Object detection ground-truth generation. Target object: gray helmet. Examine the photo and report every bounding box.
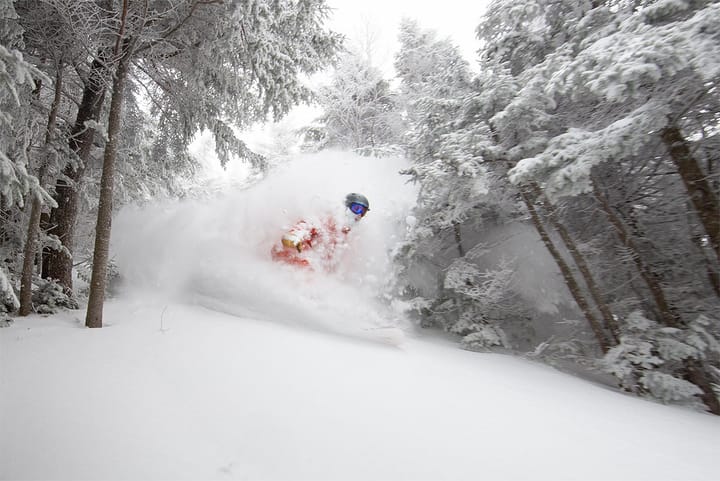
[345,192,369,209]
[345,192,370,216]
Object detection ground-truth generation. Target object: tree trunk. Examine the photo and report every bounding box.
[85,42,133,329]
[19,66,64,316]
[529,183,620,344]
[452,221,465,257]
[19,196,44,316]
[662,125,720,264]
[39,210,50,278]
[44,54,108,292]
[520,187,612,353]
[683,359,720,416]
[708,265,720,298]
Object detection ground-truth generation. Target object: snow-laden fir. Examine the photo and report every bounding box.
[1,152,719,480]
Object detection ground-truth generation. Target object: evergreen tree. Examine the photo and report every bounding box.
[390,1,720,414]
[393,20,530,350]
[478,0,720,413]
[0,0,45,207]
[0,0,51,314]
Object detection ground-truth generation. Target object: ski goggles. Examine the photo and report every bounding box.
[349,202,368,216]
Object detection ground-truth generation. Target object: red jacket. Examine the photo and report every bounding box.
[271,217,351,269]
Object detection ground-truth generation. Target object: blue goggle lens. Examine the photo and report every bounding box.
[349,202,367,216]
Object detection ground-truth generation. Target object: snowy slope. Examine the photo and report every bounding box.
[3,301,720,480]
[2,152,720,480]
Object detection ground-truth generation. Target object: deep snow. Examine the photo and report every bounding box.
[2,152,720,480]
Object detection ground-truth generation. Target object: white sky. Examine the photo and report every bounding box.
[326,0,491,75]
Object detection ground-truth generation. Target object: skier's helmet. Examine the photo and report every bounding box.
[345,192,370,217]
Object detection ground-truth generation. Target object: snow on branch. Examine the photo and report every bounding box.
[550,3,720,102]
[508,101,671,201]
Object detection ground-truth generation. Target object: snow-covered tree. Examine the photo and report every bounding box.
[394,19,473,162]
[388,1,720,414]
[0,0,43,208]
[314,51,402,154]
[0,0,57,315]
[508,1,720,260]
[392,21,532,350]
[604,311,720,411]
[455,1,621,353]
[11,0,117,293]
[0,265,19,324]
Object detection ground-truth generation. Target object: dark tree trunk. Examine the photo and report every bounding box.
[662,125,720,263]
[684,359,720,416]
[20,66,64,315]
[19,194,45,315]
[19,198,43,315]
[44,54,108,292]
[487,119,615,351]
[708,265,720,298]
[85,40,133,328]
[520,187,612,353]
[452,221,465,257]
[39,211,50,278]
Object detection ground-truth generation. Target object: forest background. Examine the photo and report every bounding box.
[1,0,720,416]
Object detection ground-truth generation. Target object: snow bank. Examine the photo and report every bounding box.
[2,302,719,480]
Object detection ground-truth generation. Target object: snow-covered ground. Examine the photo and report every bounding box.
[2,152,720,480]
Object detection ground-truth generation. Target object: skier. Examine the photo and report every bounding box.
[270,193,370,270]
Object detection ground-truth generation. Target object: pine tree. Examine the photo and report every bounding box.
[0,0,52,313]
